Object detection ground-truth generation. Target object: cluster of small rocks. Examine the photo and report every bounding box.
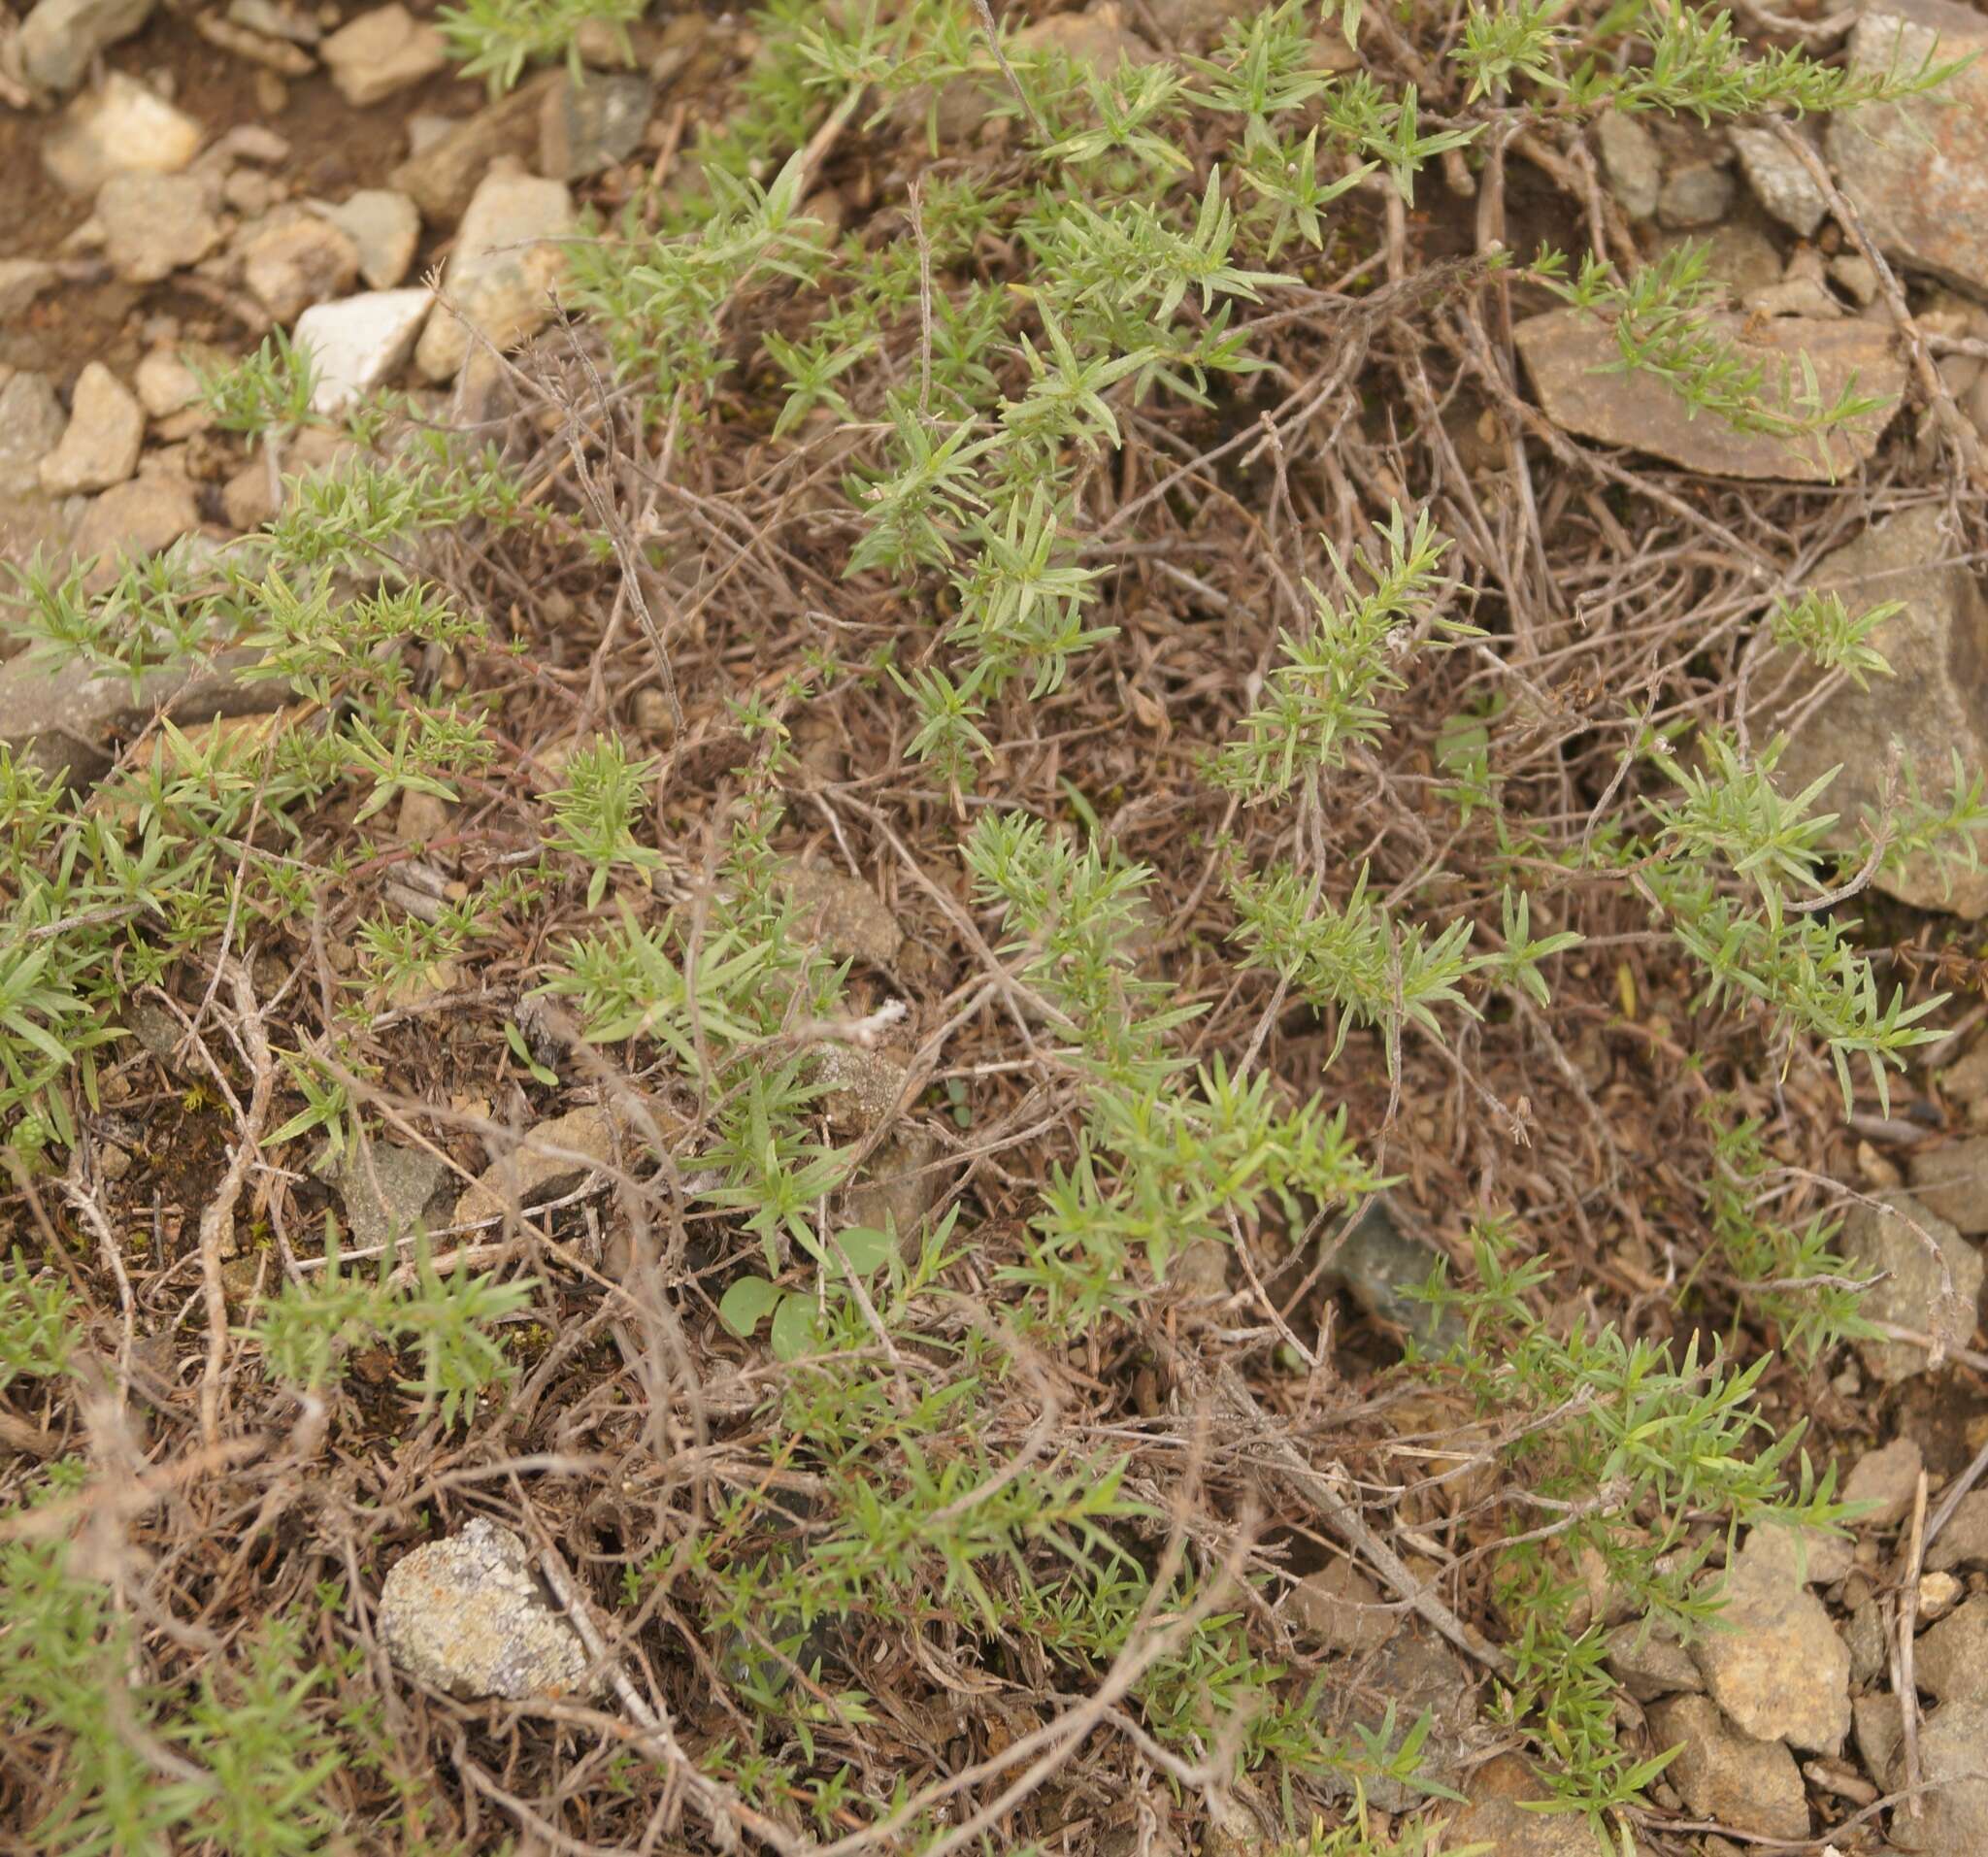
[1519,0,1988,928]
[0,0,743,598]
[1522,0,1988,481]
[1596,1435,1988,1853]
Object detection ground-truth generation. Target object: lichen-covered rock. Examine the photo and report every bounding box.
[1839,1187,1984,1381]
[784,862,904,968]
[454,1104,624,1228]
[1287,1559,1398,1656]
[813,1045,909,1137]
[378,1517,600,1701]
[337,1141,450,1248]
[1761,508,1988,917]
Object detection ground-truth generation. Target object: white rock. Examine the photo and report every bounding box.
[311,188,422,289]
[42,73,202,197]
[294,289,433,414]
[39,364,144,497]
[414,166,572,382]
[320,4,447,107]
[19,0,155,94]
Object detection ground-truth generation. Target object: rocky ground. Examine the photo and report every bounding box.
[9,0,1988,1852]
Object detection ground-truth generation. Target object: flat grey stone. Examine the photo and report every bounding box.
[1515,307,1904,480]
[1927,1489,1988,1572]
[1908,1136,1988,1233]
[1730,126,1829,237]
[1605,1616,1704,1702]
[1890,1699,1988,1851]
[1915,1594,1988,1703]
[539,70,652,181]
[0,645,281,794]
[1656,162,1734,229]
[19,0,154,94]
[0,374,67,500]
[337,1141,450,1248]
[1829,0,1988,296]
[1760,508,1988,917]
[312,188,421,289]
[388,76,557,224]
[1597,110,1660,220]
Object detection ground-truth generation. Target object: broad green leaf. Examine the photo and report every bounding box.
[836,1224,898,1278]
[769,1292,817,1362]
[717,1275,782,1338]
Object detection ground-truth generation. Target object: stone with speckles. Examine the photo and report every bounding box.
[378,1517,602,1701]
